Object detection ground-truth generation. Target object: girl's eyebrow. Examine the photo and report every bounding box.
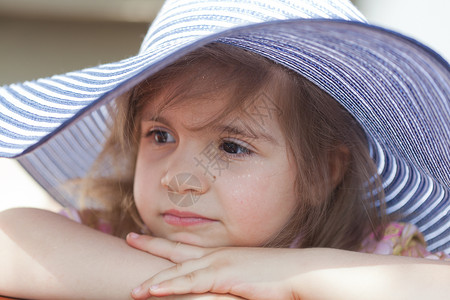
[141,115,173,127]
[213,124,278,145]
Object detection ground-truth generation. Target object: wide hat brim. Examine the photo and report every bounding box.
[1,16,448,253]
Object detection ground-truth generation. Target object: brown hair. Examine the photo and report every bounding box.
[79,43,387,250]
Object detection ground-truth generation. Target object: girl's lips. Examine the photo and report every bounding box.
[162,209,216,226]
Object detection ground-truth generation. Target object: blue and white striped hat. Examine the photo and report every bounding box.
[0,0,449,253]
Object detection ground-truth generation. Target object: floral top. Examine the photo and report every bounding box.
[360,222,448,260]
[60,207,448,260]
[59,207,113,235]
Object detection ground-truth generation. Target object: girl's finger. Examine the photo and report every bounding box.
[148,293,246,300]
[126,233,208,263]
[147,254,213,286]
[132,258,215,299]
[133,267,223,299]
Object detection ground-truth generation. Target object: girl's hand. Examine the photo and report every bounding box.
[153,294,246,300]
[126,233,450,300]
[126,233,301,300]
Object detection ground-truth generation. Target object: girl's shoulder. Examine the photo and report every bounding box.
[59,206,113,235]
[360,221,448,260]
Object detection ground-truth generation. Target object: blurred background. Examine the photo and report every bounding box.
[0,0,449,212]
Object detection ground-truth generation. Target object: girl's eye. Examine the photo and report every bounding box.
[147,129,175,144]
[219,140,252,156]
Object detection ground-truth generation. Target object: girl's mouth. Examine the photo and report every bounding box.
[162,209,216,226]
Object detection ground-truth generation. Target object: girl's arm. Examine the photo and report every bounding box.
[128,234,450,300]
[0,207,175,299]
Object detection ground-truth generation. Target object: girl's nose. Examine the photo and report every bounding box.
[160,151,211,196]
[161,168,210,207]
[161,172,206,194]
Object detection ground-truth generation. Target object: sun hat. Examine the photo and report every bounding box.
[0,0,448,253]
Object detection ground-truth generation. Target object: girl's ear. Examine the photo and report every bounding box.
[328,144,351,189]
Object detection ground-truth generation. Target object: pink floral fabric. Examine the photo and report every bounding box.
[59,207,113,235]
[360,222,449,260]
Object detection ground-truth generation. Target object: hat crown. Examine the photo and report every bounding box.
[139,0,366,54]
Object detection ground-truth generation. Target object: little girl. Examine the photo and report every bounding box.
[82,42,384,250]
[0,0,448,299]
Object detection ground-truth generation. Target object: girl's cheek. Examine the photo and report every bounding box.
[225,173,266,210]
[133,167,159,210]
[224,161,269,200]
[224,176,281,246]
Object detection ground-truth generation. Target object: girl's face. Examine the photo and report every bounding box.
[133,87,298,247]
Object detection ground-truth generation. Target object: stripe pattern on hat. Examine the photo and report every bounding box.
[1,0,366,158]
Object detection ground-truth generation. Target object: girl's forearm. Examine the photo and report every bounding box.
[0,207,174,299]
[291,248,450,300]
[2,209,449,300]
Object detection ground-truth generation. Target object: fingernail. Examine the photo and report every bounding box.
[132,285,142,295]
[128,232,140,239]
[150,284,159,291]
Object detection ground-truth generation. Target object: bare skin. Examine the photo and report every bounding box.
[128,234,450,300]
[1,207,449,299]
[0,207,241,300]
